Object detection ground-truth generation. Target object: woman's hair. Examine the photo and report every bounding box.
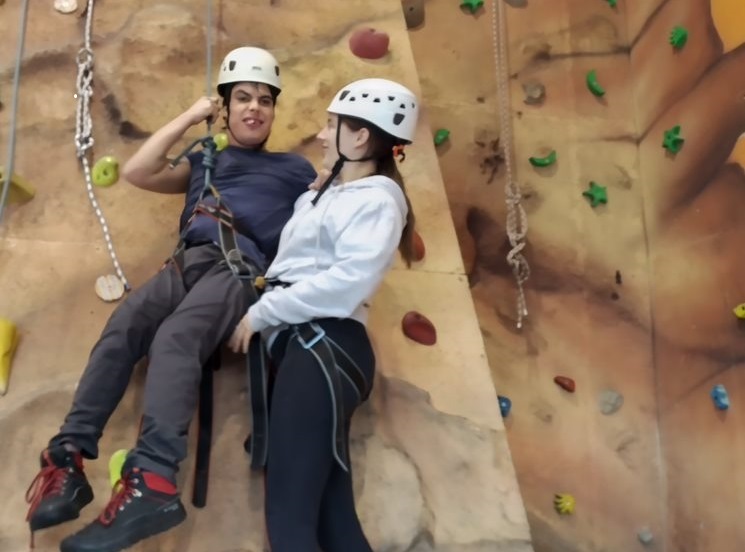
[340,116,417,267]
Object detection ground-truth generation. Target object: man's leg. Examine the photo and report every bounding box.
[59,261,248,552]
[26,262,188,535]
[49,263,188,458]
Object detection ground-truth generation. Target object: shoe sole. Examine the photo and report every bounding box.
[30,485,95,532]
[59,500,187,552]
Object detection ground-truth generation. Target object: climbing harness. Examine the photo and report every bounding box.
[0,0,30,226]
[76,0,131,290]
[245,313,370,473]
[491,0,530,329]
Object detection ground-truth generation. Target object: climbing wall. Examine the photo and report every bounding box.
[408,0,745,551]
[0,1,532,551]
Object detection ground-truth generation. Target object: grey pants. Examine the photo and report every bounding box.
[49,244,248,482]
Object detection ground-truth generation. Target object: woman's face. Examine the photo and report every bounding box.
[226,82,275,147]
[316,114,340,171]
[316,114,369,170]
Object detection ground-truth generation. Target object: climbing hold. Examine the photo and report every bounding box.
[91,156,119,187]
[554,376,576,393]
[711,384,730,411]
[669,26,688,50]
[529,150,557,168]
[498,395,512,417]
[108,449,128,488]
[460,0,484,14]
[402,311,436,346]
[585,69,605,97]
[434,129,450,147]
[54,0,78,14]
[401,0,425,29]
[638,528,654,545]
[349,28,390,60]
[213,132,229,152]
[662,125,684,154]
[95,274,125,303]
[522,81,546,105]
[412,230,426,262]
[0,318,19,396]
[599,389,624,415]
[733,303,745,319]
[0,166,35,205]
[605,0,617,7]
[582,181,607,207]
[553,493,575,515]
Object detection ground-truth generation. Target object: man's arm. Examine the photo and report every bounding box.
[122,97,220,194]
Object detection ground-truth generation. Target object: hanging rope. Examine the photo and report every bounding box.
[76,0,131,291]
[491,0,530,329]
[205,0,214,134]
[0,0,31,226]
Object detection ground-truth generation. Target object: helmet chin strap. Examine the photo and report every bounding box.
[311,119,374,206]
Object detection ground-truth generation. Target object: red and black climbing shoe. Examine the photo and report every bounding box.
[26,446,94,533]
[60,467,186,552]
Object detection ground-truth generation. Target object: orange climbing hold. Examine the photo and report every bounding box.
[402,311,437,346]
[412,231,426,262]
[554,376,576,393]
[349,28,390,60]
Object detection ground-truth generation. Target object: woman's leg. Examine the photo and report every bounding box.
[265,319,374,552]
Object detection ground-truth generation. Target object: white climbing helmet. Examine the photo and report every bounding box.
[327,78,419,144]
[217,47,282,98]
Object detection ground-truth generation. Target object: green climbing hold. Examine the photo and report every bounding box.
[662,125,684,154]
[460,0,483,14]
[529,150,557,168]
[606,0,617,7]
[583,181,607,207]
[434,129,450,146]
[669,26,688,50]
[108,448,128,488]
[92,155,119,187]
[585,69,605,97]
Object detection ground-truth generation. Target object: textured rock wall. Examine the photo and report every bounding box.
[0,1,531,551]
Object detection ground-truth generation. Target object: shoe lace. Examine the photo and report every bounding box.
[25,460,68,522]
[99,472,142,526]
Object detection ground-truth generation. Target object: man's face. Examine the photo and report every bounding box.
[226,82,275,147]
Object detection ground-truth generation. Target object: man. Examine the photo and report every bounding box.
[23,46,316,552]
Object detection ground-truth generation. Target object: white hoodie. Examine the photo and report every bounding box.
[247,174,407,335]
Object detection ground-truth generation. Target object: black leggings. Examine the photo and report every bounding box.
[265,318,375,552]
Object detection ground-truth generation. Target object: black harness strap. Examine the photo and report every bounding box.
[246,318,370,473]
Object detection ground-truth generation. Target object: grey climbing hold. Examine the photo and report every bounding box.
[637,527,654,545]
[522,81,545,105]
[599,390,623,415]
[401,0,424,29]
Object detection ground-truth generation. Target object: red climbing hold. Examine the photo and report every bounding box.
[402,311,437,346]
[413,231,426,262]
[349,28,390,60]
[554,376,576,393]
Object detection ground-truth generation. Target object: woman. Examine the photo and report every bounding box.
[228,77,420,551]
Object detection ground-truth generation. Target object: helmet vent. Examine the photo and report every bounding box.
[373,98,381,103]
[228,60,236,71]
[339,90,351,101]
[362,93,369,98]
[393,113,405,125]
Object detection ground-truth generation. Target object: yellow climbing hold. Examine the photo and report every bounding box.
[554,493,576,515]
[0,318,19,396]
[0,166,35,204]
[733,304,745,319]
[109,448,129,487]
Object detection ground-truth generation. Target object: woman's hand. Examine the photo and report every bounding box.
[228,313,254,354]
[308,169,332,190]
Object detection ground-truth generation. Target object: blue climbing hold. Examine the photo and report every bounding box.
[711,384,730,411]
[498,395,512,417]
